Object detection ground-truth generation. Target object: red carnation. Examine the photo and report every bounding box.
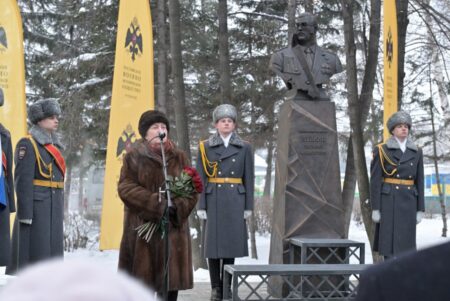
[192,175,203,193]
[183,166,196,177]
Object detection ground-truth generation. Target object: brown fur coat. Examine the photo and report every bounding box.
[117,140,197,293]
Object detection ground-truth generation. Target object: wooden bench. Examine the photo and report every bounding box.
[223,264,369,301]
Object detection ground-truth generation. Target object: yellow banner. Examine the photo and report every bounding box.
[0,0,27,147]
[383,0,398,140]
[0,0,27,231]
[99,0,154,250]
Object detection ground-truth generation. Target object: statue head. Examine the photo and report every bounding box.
[292,13,318,47]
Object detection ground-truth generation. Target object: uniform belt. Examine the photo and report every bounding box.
[33,179,64,189]
[208,177,242,184]
[383,178,414,186]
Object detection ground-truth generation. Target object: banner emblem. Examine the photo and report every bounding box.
[116,124,136,158]
[125,18,143,61]
[386,28,393,68]
[0,27,7,49]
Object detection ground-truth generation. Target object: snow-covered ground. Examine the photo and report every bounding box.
[2,216,450,285]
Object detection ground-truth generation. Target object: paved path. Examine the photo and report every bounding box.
[179,282,212,301]
[179,282,263,301]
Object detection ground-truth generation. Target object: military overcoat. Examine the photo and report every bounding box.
[0,124,15,266]
[118,140,197,293]
[197,132,254,259]
[7,126,65,274]
[370,136,424,257]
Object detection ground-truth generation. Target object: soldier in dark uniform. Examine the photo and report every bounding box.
[0,88,16,268]
[370,111,424,259]
[7,99,65,274]
[270,12,342,101]
[196,104,254,301]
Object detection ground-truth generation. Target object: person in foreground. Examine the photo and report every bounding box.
[370,111,424,259]
[0,260,157,301]
[7,99,65,274]
[355,241,450,301]
[0,88,16,268]
[117,110,199,301]
[0,88,16,266]
[196,104,254,301]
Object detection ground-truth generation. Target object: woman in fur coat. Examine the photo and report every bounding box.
[117,110,198,301]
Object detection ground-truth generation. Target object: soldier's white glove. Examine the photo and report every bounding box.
[197,210,207,220]
[19,219,32,225]
[372,210,381,223]
[244,210,252,219]
[417,211,423,224]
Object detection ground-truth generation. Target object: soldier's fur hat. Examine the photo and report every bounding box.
[387,111,412,133]
[28,99,61,125]
[213,104,237,123]
[138,110,170,138]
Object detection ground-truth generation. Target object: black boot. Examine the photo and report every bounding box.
[211,287,222,301]
[223,287,232,300]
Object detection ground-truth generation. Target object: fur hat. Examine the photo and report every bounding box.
[212,104,237,123]
[138,110,170,138]
[387,111,412,133]
[28,99,61,125]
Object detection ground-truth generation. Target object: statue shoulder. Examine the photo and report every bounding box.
[318,47,339,58]
[273,46,293,56]
[318,46,343,72]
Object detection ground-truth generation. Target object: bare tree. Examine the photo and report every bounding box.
[341,0,382,261]
[422,0,448,236]
[168,0,206,269]
[288,0,296,44]
[303,0,314,13]
[342,0,381,239]
[168,0,190,155]
[427,65,448,237]
[263,104,275,198]
[396,0,409,108]
[218,0,232,104]
[156,0,168,112]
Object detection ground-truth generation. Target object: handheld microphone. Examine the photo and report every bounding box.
[158,131,166,139]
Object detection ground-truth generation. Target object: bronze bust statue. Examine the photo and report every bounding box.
[270,13,342,101]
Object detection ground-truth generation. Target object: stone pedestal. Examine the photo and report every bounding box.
[268,100,345,295]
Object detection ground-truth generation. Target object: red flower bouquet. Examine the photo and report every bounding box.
[169,166,203,197]
[136,167,203,243]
